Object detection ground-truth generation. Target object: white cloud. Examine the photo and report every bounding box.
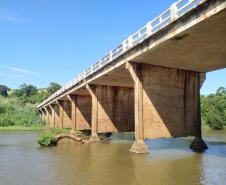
[0,9,27,23]
[9,67,42,76]
[0,14,26,23]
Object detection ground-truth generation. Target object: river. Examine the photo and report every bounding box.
[0,130,226,185]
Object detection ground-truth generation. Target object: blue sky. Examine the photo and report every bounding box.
[0,0,225,95]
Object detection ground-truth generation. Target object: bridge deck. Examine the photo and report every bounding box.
[37,0,226,109]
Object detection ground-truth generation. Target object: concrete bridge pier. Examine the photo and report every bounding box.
[85,83,135,142]
[126,62,207,154]
[43,105,54,128]
[126,62,149,154]
[46,95,91,132]
[39,109,45,122]
[56,100,64,128]
[67,94,77,134]
[189,74,208,152]
[86,84,101,142]
[43,106,50,128]
[49,104,55,128]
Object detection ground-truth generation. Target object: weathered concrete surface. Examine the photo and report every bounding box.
[87,84,134,133]
[43,109,48,127]
[37,0,226,153]
[61,100,72,128]
[133,0,226,72]
[48,105,55,128]
[128,63,200,139]
[67,95,76,133]
[37,0,226,108]
[190,137,208,152]
[75,95,92,130]
[53,104,61,128]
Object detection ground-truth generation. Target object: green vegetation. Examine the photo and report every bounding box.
[47,82,62,94]
[0,82,225,131]
[201,87,226,130]
[0,96,44,127]
[0,85,10,97]
[0,82,61,131]
[12,83,61,104]
[37,128,81,146]
[0,125,44,131]
[37,130,56,146]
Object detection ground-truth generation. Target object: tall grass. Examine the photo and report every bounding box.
[0,96,44,127]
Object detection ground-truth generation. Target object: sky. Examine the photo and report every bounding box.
[0,0,225,95]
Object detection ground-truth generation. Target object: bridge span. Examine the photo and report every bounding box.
[37,0,226,153]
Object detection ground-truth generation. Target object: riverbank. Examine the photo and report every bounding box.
[0,125,45,131]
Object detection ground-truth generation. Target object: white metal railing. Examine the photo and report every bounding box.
[37,0,206,109]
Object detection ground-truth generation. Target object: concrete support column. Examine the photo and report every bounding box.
[190,73,208,152]
[57,100,64,128]
[40,109,45,121]
[44,106,50,128]
[67,95,77,134]
[126,62,148,154]
[49,104,55,127]
[86,84,100,142]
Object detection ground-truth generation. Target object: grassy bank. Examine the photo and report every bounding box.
[0,96,44,130]
[0,125,45,131]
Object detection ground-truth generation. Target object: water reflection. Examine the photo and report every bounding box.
[0,130,226,185]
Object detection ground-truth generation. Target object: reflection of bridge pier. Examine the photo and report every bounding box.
[38,0,226,153]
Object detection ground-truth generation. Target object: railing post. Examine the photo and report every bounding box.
[171,2,178,21]
[109,51,113,62]
[127,36,134,49]
[146,22,153,36]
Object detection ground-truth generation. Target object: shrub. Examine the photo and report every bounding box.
[201,87,226,130]
[37,128,68,147]
[0,116,14,127]
[37,132,56,146]
[0,96,44,127]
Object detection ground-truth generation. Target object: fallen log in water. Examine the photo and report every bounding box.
[54,133,112,144]
[54,133,83,144]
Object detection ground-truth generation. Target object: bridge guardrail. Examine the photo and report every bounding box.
[38,0,206,109]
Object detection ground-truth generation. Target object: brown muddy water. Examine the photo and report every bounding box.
[0,130,226,185]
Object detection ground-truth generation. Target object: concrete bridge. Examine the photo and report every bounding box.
[37,0,226,153]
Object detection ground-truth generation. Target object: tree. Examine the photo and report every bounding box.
[47,82,61,94]
[201,87,226,130]
[12,84,38,104]
[14,84,38,97]
[216,87,226,96]
[0,85,10,97]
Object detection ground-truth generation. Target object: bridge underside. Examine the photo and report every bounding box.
[39,0,226,153]
[133,2,226,72]
[41,62,206,153]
